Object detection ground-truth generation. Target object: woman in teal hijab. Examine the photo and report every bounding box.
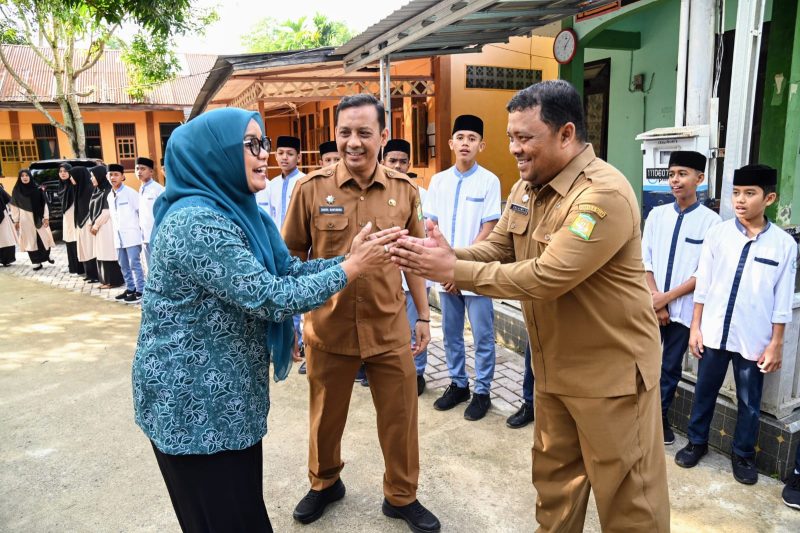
[132,107,402,531]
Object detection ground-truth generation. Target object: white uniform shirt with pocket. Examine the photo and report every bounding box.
[109,184,143,249]
[139,179,165,243]
[423,163,501,295]
[641,201,721,326]
[693,218,797,360]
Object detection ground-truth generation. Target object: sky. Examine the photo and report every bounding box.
[174,0,410,54]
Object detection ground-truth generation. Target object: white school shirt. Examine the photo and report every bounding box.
[641,201,721,326]
[138,179,164,244]
[693,218,797,361]
[423,163,501,295]
[255,188,270,216]
[402,185,433,292]
[109,184,143,249]
[267,168,305,229]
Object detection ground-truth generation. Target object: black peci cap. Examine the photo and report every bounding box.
[733,164,777,188]
[276,136,301,152]
[452,114,483,137]
[668,151,706,173]
[384,139,411,156]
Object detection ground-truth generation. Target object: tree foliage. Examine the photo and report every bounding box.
[0,0,216,157]
[245,13,354,53]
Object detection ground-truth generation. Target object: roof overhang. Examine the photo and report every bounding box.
[335,0,602,73]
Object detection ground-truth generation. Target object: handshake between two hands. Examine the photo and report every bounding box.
[349,219,457,286]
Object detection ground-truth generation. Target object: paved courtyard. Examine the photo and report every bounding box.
[1,244,799,532]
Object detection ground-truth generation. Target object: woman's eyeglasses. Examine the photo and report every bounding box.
[243,136,271,157]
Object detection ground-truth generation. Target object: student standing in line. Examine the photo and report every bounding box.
[88,165,125,289]
[72,166,100,283]
[641,150,721,445]
[423,115,501,421]
[57,162,84,275]
[135,156,164,271]
[676,164,796,485]
[263,136,307,365]
[384,137,432,396]
[107,164,145,304]
[9,168,55,271]
[0,184,17,266]
[319,140,340,166]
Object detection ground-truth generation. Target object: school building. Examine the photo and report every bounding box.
[191,35,558,198]
[0,45,216,192]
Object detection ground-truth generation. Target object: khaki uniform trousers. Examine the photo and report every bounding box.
[533,375,670,532]
[306,344,419,506]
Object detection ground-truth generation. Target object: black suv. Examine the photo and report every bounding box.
[28,158,103,233]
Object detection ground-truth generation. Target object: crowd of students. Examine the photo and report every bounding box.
[0,157,164,304]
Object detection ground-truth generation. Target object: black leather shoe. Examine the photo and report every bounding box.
[32,264,43,271]
[675,442,708,468]
[433,383,470,411]
[293,478,346,524]
[416,375,426,396]
[732,453,758,485]
[506,402,534,429]
[663,416,675,445]
[382,499,441,533]
[464,393,491,421]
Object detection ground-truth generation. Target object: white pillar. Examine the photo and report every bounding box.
[720,0,766,219]
[685,0,717,126]
[381,55,392,139]
[675,0,690,127]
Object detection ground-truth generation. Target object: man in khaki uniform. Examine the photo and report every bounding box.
[392,80,670,532]
[283,94,441,533]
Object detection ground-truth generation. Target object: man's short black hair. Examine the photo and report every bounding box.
[335,94,386,131]
[506,80,588,142]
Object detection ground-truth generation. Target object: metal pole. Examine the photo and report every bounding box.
[686,0,716,125]
[719,0,766,219]
[381,55,393,139]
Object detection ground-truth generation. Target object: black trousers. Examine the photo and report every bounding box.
[65,241,85,274]
[97,260,124,287]
[27,234,50,264]
[151,441,273,533]
[82,259,99,281]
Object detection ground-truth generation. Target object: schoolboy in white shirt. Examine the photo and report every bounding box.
[135,156,164,270]
[107,163,145,303]
[265,136,306,228]
[641,150,721,445]
[264,136,306,363]
[319,140,340,167]
[384,138,431,396]
[676,164,796,485]
[423,115,501,421]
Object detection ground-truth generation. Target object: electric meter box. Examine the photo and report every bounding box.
[635,125,711,219]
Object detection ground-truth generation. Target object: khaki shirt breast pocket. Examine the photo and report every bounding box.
[314,215,349,258]
[507,212,530,258]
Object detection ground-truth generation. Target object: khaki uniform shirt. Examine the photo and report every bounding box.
[453,145,660,398]
[283,161,425,357]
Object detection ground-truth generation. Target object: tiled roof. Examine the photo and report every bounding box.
[0,45,216,107]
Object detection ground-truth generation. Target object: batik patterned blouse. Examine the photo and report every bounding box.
[132,207,347,455]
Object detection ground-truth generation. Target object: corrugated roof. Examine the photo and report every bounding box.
[0,45,216,107]
[336,0,598,71]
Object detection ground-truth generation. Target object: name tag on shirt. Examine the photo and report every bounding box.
[319,206,344,215]
[510,203,529,216]
[118,201,129,206]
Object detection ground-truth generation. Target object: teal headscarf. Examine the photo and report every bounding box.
[152,107,294,382]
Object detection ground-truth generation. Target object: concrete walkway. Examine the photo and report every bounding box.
[1,247,798,532]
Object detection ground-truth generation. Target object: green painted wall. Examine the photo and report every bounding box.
[579,0,680,201]
[724,0,774,32]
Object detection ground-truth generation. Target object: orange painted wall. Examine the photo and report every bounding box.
[0,108,185,191]
[448,35,557,197]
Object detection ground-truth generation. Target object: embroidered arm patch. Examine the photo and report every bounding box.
[568,213,596,240]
